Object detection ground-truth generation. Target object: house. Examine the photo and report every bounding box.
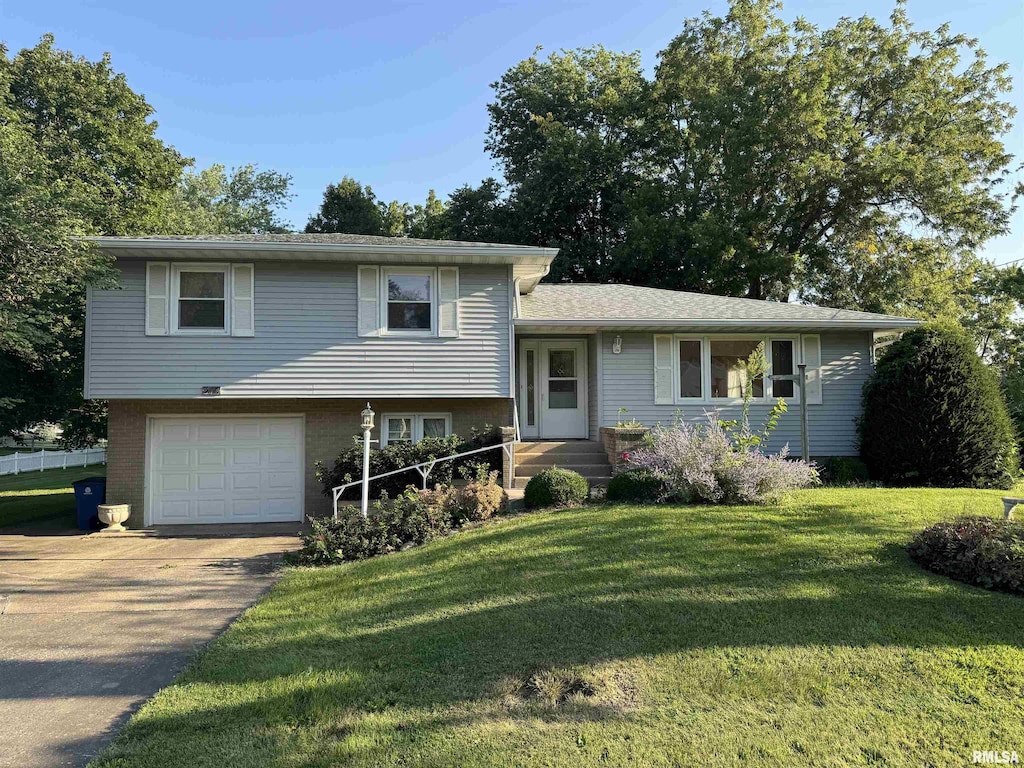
[84,234,918,525]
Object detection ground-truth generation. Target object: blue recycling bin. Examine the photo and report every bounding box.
[72,476,106,530]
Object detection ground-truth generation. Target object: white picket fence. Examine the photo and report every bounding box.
[0,447,106,476]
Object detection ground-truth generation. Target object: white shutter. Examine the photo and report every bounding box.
[438,267,459,337]
[145,262,170,336]
[358,266,380,337]
[231,263,255,336]
[802,334,823,405]
[654,334,674,405]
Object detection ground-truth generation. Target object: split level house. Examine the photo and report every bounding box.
[84,234,919,526]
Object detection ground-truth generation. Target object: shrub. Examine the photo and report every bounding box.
[606,468,669,503]
[448,467,506,524]
[524,468,590,510]
[289,488,452,565]
[908,516,1024,595]
[859,323,1018,489]
[316,426,504,500]
[628,417,818,504]
[818,456,871,486]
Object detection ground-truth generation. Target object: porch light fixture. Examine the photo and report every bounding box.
[361,403,375,431]
[612,335,623,355]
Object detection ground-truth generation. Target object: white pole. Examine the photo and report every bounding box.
[13,452,18,475]
[63,452,67,470]
[361,426,371,517]
[40,449,45,472]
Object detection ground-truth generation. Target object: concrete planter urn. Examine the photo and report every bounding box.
[97,503,131,532]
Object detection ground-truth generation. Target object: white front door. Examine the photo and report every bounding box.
[148,416,304,525]
[520,340,587,438]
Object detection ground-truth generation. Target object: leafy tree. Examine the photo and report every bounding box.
[0,36,187,441]
[440,179,516,243]
[156,164,293,234]
[3,35,187,235]
[647,0,1019,301]
[305,177,383,235]
[379,200,410,237]
[407,190,447,239]
[486,46,650,280]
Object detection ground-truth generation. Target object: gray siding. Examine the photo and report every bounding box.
[87,260,510,398]
[599,331,872,456]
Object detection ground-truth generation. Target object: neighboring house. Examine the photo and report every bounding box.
[84,234,918,525]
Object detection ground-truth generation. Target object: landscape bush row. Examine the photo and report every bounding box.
[315,426,504,500]
[291,465,505,566]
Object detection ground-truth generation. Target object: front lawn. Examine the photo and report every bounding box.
[0,466,108,529]
[93,487,1024,767]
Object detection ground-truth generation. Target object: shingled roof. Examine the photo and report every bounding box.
[103,233,542,250]
[518,284,918,330]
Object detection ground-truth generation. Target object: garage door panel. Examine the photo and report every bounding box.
[150,416,303,525]
[197,448,226,466]
[158,449,190,468]
[197,424,227,441]
[158,423,191,442]
[196,499,227,519]
[156,500,191,522]
[196,473,226,491]
[159,473,191,493]
[231,472,261,491]
[231,448,261,466]
[232,423,261,440]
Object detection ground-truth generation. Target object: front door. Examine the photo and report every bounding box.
[519,340,587,438]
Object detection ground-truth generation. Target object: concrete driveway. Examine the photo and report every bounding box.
[0,525,300,768]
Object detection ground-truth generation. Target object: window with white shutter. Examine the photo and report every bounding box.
[145,262,170,336]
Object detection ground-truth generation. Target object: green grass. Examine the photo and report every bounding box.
[92,487,1024,767]
[0,465,107,529]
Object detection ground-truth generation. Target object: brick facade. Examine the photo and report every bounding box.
[599,426,651,475]
[107,398,514,520]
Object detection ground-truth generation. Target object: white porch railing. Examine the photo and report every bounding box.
[331,404,522,519]
[0,447,106,476]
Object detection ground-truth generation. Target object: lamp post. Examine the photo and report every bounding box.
[360,403,375,517]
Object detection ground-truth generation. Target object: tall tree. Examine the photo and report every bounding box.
[305,177,383,235]
[0,37,187,441]
[486,46,651,280]
[646,0,1020,300]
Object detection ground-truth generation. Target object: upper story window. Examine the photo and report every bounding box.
[146,262,254,337]
[384,270,434,333]
[176,267,227,332]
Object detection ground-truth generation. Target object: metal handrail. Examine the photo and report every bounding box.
[332,436,519,519]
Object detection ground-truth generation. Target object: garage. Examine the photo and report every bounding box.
[147,416,304,525]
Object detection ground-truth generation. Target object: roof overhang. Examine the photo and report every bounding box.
[513,318,922,333]
[85,237,557,290]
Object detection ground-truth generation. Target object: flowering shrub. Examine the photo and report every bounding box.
[627,416,818,504]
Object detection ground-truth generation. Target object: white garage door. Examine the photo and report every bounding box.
[148,416,304,525]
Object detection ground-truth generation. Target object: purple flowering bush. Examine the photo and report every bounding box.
[627,416,818,504]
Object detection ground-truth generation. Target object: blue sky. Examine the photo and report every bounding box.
[2,0,1021,263]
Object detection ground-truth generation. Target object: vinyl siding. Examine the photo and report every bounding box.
[599,331,872,456]
[87,260,510,398]
[587,334,599,441]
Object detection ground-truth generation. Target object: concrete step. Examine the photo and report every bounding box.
[516,452,611,468]
[516,441,607,456]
